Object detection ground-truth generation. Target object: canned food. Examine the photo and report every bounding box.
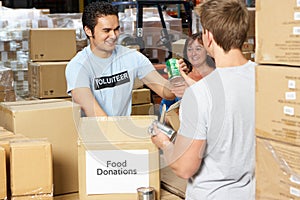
[148,120,176,140]
[165,58,184,86]
[137,187,156,200]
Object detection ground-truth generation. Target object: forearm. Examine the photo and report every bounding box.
[71,88,108,117]
[152,133,204,179]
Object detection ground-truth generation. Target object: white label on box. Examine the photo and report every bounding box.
[86,149,149,194]
[295,12,300,20]
[1,52,7,61]
[288,80,296,89]
[290,175,300,185]
[290,187,300,197]
[146,36,153,46]
[284,106,294,116]
[297,0,300,7]
[152,49,158,58]
[293,27,300,35]
[285,92,296,100]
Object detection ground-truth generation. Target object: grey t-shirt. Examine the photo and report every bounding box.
[179,61,256,200]
[65,45,154,116]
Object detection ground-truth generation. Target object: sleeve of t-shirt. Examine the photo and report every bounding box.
[178,82,210,140]
[65,58,91,94]
[135,51,155,79]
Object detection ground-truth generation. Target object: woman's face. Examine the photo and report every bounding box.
[186,39,207,67]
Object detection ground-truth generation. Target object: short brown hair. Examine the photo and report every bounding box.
[195,0,249,52]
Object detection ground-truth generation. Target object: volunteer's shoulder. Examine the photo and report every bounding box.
[67,47,88,68]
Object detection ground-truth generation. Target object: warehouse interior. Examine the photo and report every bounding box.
[1,0,299,200]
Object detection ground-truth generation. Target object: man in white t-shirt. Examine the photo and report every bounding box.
[151,0,256,199]
[65,1,183,116]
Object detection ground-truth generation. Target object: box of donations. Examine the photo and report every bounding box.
[77,116,160,200]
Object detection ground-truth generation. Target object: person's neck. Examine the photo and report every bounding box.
[193,64,214,77]
[90,46,113,58]
[213,48,248,68]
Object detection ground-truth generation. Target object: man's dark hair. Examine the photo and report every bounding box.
[82,1,119,38]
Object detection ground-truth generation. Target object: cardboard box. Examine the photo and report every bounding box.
[11,194,53,200]
[0,67,14,91]
[256,65,300,146]
[10,139,53,196]
[132,88,151,105]
[247,7,255,38]
[0,99,81,196]
[256,137,300,199]
[52,189,183,200]
[171,39,185,58]
[162,101,180,132]
[0,134,29,200]
[29,28,76,61]
[131,103,154,115]
[0,146,6,200]
[255,0,300,66]
[133,78,144,89]
[28,61,68,99]
[78,116,160,200]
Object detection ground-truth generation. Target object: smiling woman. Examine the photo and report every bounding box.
[159,32,216,113]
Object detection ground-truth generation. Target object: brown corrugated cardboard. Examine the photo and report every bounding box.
[132,88,151,105]
[133,78,144,89]
[12,195,53,200]
[0,146,6,200]
[29,28,76,61]
[164,101,180,132]
[256,137,300,199]
[77,116,160,200]
[10,139,53,196]
[0,99,81,196]
[247,7,255,38]
[131,103,154,115]
[28,61,68,99]
[256,65,300,146]
[52,189,182,200]
[0,134,28,200]
[171,39,185,58]
[255,0,300,66]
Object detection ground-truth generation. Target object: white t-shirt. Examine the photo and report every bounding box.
[65,45,154,116]
[179,61,256,200]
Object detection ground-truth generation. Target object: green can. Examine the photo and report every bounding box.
[166,58,184,85]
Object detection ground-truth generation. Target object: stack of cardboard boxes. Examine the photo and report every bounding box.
[0,127,53,199]
[0,67,15,102]
[255,0,300,199]
[28,28,77,99]
[131,88,154,115]
[0,99,80,196]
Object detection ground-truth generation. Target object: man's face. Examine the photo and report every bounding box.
[86,15,120,57]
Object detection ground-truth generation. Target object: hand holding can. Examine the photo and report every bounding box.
[166,58,185,86]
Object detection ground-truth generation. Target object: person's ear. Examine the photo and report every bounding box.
[206,29,213,47]
[84,26,93,38]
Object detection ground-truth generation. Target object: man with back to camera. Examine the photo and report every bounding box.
[65,1,185,117]
[151,0,257,199]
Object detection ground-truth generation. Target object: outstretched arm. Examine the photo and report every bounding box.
[71,87,108,117]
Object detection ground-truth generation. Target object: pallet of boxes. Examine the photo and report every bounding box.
[255,0,300,199]
[0,9,85,199]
